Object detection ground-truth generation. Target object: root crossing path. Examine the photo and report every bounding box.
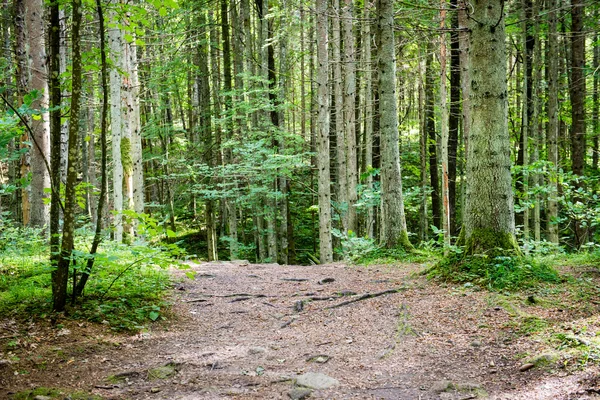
[4,262,600,399]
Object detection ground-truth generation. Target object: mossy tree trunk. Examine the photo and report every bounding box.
[463,0,518,255]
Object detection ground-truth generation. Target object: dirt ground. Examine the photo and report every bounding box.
[2,261,600,399]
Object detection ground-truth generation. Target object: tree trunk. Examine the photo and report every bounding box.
[440,6,451,249]
[25,0,50,228]
[448,0,460,236]
[109,0,123,242]
[316,0,333,263]
[377,0,411,249]
[48,0,62,305]
[55,0,83,312]
[546,0,559,244]
[14,0,29,225]
[333,0,347,234]
[343,0,358,234]
[569,0,586,247]
[463,0,517,254]
[362,0,374,238]
[425,46,440,230]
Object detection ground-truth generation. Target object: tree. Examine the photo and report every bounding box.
[377,0,411,249]
[462,0,517,254]
[55,0,83,311]
[25,0,50,228]
[316,0,333,263]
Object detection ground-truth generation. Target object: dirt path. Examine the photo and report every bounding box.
[2,261,600,399]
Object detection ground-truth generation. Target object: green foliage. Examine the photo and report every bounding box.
[0,224,179,332]
[430,252,560,290]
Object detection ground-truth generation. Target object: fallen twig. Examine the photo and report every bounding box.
[325,287,408,309]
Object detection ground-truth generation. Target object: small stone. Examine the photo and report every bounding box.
[294,301,304,312]
[248,346,267,355]
[470,340,482,347]
[519,363,535,372]
[288,388,312,400]
[306,354,330,363]
[34,396,52,400]
[296,372,339,390]
[150,387,161,393]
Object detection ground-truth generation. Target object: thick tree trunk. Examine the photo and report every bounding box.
[377,0,411,249]
[463,0,517,254]
[316,0,333,263]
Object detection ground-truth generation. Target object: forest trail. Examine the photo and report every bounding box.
[3,261,600,399]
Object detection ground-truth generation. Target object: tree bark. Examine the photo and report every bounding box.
[463,0,517,254]
[55,0,82,312]
[343,0,358,234]
[377,0,411,249]
[109,0,123,242]
[425,46,440,230]
[25,0,50,228]
[546,0,559,244]
[569,0,586,247]
[316,0,333,263]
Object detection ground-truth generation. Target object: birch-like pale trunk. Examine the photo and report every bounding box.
[439,7,451,250]
[109,2,123,242]
[25,0,50,228]
[316,0,333,263]
[122,38,134,240]
[129,38,143,217]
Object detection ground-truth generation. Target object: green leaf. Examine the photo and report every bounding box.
[166,229,176,238]
[149,311,160,321]
[159,6,167,17]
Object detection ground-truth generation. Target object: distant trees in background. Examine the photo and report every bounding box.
[1,0,599,284]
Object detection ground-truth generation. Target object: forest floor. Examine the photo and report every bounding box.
[2,260,600,399]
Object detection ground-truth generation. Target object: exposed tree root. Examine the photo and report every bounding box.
[325,287,407,309]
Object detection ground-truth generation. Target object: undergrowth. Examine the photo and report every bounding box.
[429,251,561,290]
[0,225,183,331]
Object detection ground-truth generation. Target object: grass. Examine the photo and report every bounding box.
[0,225,179,331]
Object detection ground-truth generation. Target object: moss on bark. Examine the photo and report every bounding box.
[464,228,521,257]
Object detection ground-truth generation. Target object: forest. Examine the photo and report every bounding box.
[1,0,600,397]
